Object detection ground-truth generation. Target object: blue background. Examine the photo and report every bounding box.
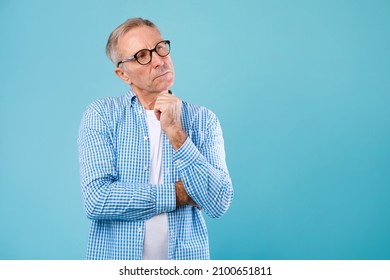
[0,0,389,259]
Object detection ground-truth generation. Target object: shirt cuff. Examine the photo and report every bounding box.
[172,136,202,171]
[155,183,176,214]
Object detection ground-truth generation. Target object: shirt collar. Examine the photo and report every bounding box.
[125,88,174,107]
[126,88,138,107]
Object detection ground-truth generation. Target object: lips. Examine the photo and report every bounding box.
[154,71,171,80]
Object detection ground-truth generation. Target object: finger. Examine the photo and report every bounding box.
[154,109,161,120]
[157,92,179,102]
[191,201,201,210]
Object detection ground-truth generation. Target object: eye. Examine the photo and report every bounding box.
[156,42,169,55]
[136,50,148,59]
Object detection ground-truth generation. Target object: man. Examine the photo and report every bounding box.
[78,17,233,260]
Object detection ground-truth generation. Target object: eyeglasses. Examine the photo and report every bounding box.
[117,40,171,67]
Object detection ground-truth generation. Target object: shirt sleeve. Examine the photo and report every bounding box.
[78,105,176,221]
[173,111,233,218]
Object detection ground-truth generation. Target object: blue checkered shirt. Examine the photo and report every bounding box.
[78,89,233,260]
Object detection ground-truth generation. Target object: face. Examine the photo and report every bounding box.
[115,26,175,95]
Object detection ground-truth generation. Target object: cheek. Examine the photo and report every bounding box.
[167,72,175,82]
[130,69,149,83]
[167,58,174,69]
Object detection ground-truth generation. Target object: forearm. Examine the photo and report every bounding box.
[82,178,176,221]
[78,105,176,221]
[173,137,233,218]
[165,128,187,150]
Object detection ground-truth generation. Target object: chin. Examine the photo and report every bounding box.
[159,79,175,91]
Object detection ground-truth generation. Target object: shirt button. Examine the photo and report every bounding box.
[138,227,142,233]
[144,166,149,171]
[144,136,149,140]
[175,159,182,164]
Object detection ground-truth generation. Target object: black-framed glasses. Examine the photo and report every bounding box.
[117,40,171,67]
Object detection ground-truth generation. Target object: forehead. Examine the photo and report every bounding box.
[118,26,163,55]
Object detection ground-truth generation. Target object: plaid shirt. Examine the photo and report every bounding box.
[78,89,233,260]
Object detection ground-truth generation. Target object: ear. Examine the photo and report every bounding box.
[114,67,132,84]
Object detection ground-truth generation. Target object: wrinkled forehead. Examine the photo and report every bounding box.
[117,26,163,56]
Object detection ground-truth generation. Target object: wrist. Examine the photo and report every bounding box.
[166,128,187,150]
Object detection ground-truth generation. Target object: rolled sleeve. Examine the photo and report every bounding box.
[172,137,202,171]
[155,183,176,214]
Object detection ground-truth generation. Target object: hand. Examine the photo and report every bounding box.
[154,92,181,132]
[154,92,187,150]
[175,180,201,210]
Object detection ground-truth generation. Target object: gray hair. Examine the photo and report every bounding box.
[105,17,159,65]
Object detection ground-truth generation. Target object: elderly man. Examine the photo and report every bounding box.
[78,17,233,260]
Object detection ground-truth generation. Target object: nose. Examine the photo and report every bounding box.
[150,51,164,68]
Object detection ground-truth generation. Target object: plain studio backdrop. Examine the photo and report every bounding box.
[0,0,389,259]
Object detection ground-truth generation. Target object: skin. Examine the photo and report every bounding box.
[114,26,198,209]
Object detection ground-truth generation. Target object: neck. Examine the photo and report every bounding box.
[132,88,171,110]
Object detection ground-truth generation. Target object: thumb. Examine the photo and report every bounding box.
[154,109,161,120]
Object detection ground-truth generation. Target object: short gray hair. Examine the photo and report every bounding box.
[105,17,159,65]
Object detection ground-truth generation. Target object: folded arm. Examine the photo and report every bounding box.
[154,93,233,218]
[78,106,176,221]
[173,112,234,218]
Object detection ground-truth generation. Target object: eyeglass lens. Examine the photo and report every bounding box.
[135,41,170,65]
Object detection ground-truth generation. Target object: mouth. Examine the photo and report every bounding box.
[154,71,171,80]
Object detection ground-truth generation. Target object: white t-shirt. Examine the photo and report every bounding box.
[142,110,169,260]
